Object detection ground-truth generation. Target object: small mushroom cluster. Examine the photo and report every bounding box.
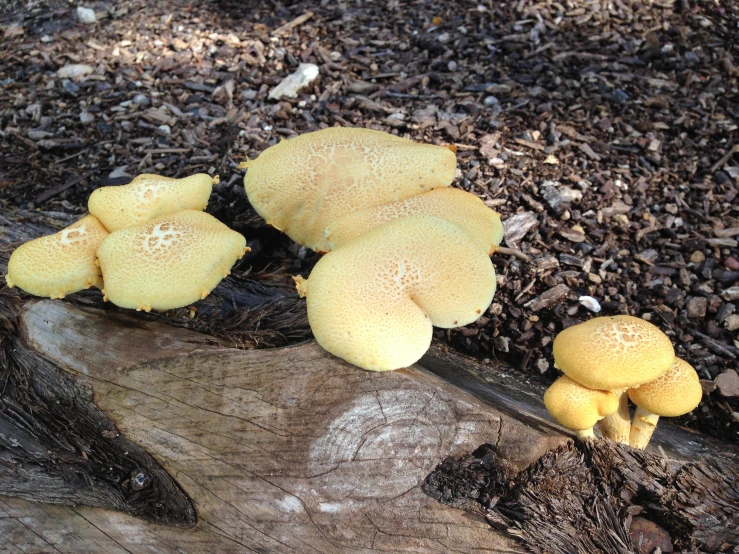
[243,127,503,371]
[6,174,248,312]
[544,315,703,449]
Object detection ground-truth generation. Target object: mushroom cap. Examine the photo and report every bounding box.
[324,188,504,254]
[544,375,620,431]
[628,357,702,417]
[553,315,675,391]
[243,127,457,252]
[300,214,496,371]
[5,214,108,299]
[89,173,213,232]
[97,210,247,311]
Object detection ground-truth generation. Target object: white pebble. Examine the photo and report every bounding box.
[579,296,601,313]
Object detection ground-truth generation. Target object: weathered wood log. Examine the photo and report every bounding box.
[1,209,738,553]
[425,440,739,553]
[3,298,571,552]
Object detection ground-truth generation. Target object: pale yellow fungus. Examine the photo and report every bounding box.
[552,315,675,444]
[5,214,108,299]
[89,173,214,232]
[296,215,496,371]
[543,375,619,440]
[96,210,248,311]
[243,127,457,252]
[628,357,702,449]
[324,188,504,254]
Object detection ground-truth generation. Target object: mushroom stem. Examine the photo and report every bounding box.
[575,428,595,440]
[630,406,660,450]
[598,391,631,444]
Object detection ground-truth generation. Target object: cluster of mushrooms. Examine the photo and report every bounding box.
[543,315,703,449]
[242,127,504,371]
[6,174,248,311]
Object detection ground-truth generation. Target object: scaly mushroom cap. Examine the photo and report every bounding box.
[544,375,619,431]
[296,215,496,371]
[97,210,248,311]
[243,127,457,252]
[324,188,504,254]
[88,173,213,232]
[628,357,702,417]
[553,315,675,391]
[5,214,108,299]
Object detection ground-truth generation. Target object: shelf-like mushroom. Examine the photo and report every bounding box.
[294,215,496,371]
[543,375,619,440]
[97,210,248,312]
[5,214,108,299]
[89,173,214,232]
[628,357,703,449]
[323,188,504,254]
[552,315,675,444]
[243,127,457,252]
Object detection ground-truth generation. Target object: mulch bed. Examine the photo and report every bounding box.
[1,0,737,443]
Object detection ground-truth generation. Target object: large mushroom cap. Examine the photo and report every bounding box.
[97,210,247,311]
[553,315,675,391]
[324,188,504,253]
[5,214,108,299]
[243,127,457,252]
[544,375,619,431]
[628,357,702,417]
[298,214,496,371]
[89,173,213,232]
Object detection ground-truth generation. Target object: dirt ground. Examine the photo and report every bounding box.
[0,0,737,443]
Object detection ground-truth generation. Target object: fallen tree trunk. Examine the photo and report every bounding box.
[1,210,738,553]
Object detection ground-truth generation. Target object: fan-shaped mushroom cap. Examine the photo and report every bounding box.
[243,127,457,252]
[628,357,702,417]
[89,173,214,232]
[553,315,674,391]
[324,188,504,253]
[296,215,496,371]
[5,214,108,299]
[97,210,248,311]
[544,375,619,432]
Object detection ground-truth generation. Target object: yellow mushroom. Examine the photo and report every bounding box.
[294,215,496,371]
[324,188,504,254]
[543,375,620,440]
[552,315,675,444]
[96,210,248,311]
[628,357,702,450]
[5,214,108,299]
[243,127,457,252]
[88,173,214,232]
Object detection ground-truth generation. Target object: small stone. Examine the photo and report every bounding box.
[80,111,94,124]
[725,314,739,332]
[157,124,171,136]
[212,79,235,106]
[483,95,499,106]
[715,370,739,397]
[132,94,150,107]
[613,89,629,103]
[536,358,550,374]
[108,166,130,179]
[721,286,739,301]
[724,257,739,270]
[587,273,602,284]
[539,181,582,210]
[76,6,97,24]
[27,129,52,140]
[637,249,659,264]
[268,63,320,100]
[686,296,707,319]
[493,336,510,352]
[690,250,706,264]
[58,63,93,81]
[579,296,601,312]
